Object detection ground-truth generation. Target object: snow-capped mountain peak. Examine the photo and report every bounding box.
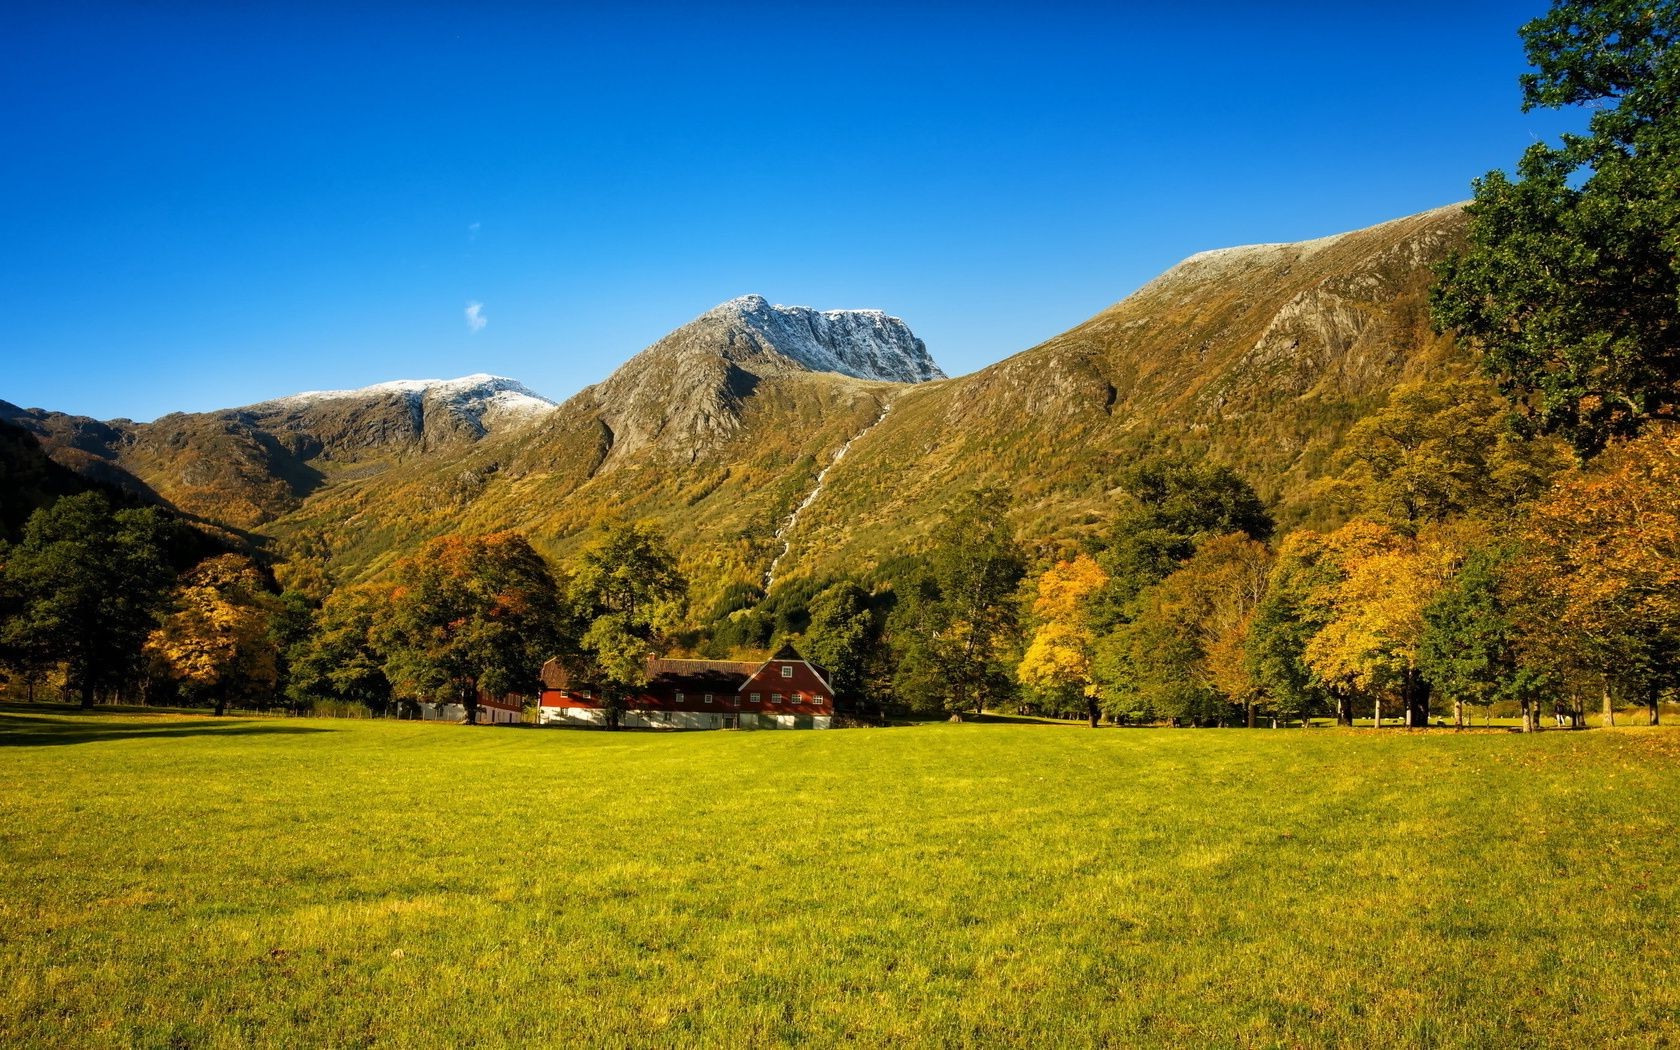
[706,295,946,384]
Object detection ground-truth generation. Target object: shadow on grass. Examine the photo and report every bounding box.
[0,710,338,747]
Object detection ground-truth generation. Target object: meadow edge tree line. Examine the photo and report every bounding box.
[1,0,1677,729]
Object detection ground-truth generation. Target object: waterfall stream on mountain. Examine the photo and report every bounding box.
[763,398,895,592]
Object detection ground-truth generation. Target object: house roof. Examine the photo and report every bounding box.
[540,644,831,694]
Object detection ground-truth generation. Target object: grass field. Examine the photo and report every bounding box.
[2,709,1678,1048]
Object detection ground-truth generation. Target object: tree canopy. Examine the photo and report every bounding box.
[1432,0,1680,456]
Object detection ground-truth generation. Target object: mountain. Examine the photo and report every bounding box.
[754,204,1472,582]
[5,205,1476,607]
[0,374,555,529]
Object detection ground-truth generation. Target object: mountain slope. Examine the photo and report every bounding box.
[0,375,555,528]
[764,205,1471,582]
[259,299,942,591]
[5,206,1475,608]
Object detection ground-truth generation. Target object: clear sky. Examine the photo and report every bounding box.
[3,1,1580,422]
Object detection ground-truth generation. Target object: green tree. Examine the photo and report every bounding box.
[290,583,395,716]
[1094,456,1272,623]
[379,532,566,725]
[564,523,688,729]
[1419,542,1557,731]
[0,492,174,707]
[889,489,1026,719]
[1431,0,1680,456]
[802,579,878,707]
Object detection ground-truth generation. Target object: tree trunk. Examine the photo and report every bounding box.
[1086,698,1100,729]
[1453,698,1464,731]
[1336,693,1352,727]
[1246,701,1256,729]
[1649,692,1661,726]
[214,686,228,718]
[79,676,95,710]
[1602,679,1615,727]
[1372,695,1381,729]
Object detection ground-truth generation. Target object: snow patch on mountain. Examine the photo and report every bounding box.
[256,373,557,429]
[708,295,945,383]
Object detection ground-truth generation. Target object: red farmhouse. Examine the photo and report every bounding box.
[538,643,836,729]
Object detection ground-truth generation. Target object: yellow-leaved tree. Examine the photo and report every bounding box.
[146,554,280,716]
[1017,553,1108,726]
[1302,523,1458,727]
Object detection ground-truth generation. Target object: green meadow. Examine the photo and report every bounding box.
[2,709,1677,1048]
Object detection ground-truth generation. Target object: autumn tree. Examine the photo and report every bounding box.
[0,492,175,707]
[564,523,687,729]
[1431,0,1680,456]
[1325,374,1570,528]
[890,488,1026,719]
[1017,553,1109,726]
[146,554,281,716]
[1301,522,1457,729]
[1097,534,1273,727]
[379,532,565,725]
[1510,428,1680,725]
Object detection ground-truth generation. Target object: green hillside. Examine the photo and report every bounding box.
[3,708,1676,1047]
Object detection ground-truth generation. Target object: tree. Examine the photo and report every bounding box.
[1017,554,1109,726]
[0,493,174,707]
[890,489,1026,719]
[1419,542,1557,731]
[1301,523,1457,729]
[1095,535,1273,727]
[146,554,281,716]
[1097,456,1273,613]
[290,583,395,716]
[1246,531,1339,726]
[1325,374,1571,529]
[1431,0,1680,457]
[564,523,687,729]
[1509,427,1680,724]
[379,532,566,725]
[802,579,880,710]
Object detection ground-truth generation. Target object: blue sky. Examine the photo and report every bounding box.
[3,2,1580,421]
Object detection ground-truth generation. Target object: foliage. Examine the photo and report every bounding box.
[564,522,687,728]
[1510,427,1680,722]
[889,489,1026,718]
[1324,373,1571,528]
[1245,531,1340,724]
[1300,522,1457,726]
[801,579,879,704]
[1432,0,1680,456]
[1096,535,1272,726]
[378,532,565,724]
[0,492,175,706]
[145,554,281,716]
[1017,554,1109,725]
[289,583,395,715]
[1419,541,1556,728]
[1096,456,1273,612]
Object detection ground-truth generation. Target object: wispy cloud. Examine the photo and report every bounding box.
[465,302,486,332]
[467,221,481,241]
